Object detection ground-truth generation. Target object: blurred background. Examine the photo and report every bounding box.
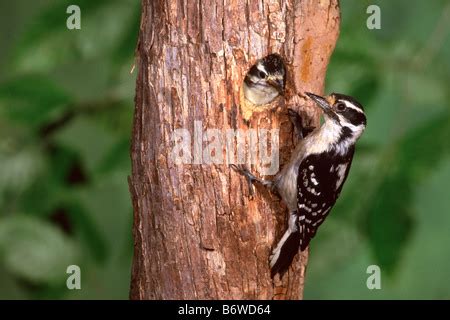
[0,0,449,299]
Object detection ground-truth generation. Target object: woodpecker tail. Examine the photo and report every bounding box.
[269,211,302,278]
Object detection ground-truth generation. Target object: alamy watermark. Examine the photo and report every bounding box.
[366,265,381,290]
[66,265,81,290]
[366,5,381,30]
[66,5,81,30]
[171,121,279,175]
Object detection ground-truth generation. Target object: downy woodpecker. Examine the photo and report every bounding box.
[243,53,286,105]
[232,92,367,277]
[240,54,286,121]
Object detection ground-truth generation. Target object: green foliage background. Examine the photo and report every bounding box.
[0,0,449,299]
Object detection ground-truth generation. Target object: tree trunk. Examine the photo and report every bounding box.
[129,0,340,300]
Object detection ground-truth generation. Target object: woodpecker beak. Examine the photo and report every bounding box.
[305,92,337,120]
[267,78,285,95]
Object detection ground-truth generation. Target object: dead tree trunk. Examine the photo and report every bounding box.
[129,0,340,300]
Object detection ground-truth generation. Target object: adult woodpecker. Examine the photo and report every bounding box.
[232,92,367,277]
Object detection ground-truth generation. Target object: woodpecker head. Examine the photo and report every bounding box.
[243,54,286,105]
[306,92,367,147]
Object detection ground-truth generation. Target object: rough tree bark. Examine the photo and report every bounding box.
[129,0,340,300]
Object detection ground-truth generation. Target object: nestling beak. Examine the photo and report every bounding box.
[305,92,337,120]
[267,78,285,95]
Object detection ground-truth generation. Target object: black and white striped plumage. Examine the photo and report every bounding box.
[269,92,367,277]
[231,92,367,278]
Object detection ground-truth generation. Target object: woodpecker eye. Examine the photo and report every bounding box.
[258,70,267,79]
[335,102,346,112]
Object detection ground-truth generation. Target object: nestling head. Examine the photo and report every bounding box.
[243,54,286,105]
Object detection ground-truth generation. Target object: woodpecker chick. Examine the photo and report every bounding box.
[243,54,286,105]
[232,92,367,278]
[240,54,286,121]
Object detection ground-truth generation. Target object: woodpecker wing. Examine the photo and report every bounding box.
[296,147,355,251]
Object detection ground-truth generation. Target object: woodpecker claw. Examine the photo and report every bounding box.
[230,164,275,198]
[230,164,257,197]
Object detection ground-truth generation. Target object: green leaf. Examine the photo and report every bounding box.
[74,0,137,60]
[365,167,414,274]
[50,58,113,103]
[12,0,106,73]
[0,263,27,299]
[74,173,132,258]
[110,2,141,66]
[0,215,79,284]
[0,144,46,202]
[364,110,450,273]
[400,159,450,297]
[0,74,71,127]
[51,116,119,174]
[13,0,137,73]
[98,137,131,175]
[349,75,380,107]
[66,202,108,263]
[401,111,450,178]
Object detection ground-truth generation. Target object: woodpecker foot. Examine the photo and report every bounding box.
[230,164,273,197]
[230,164,257,196]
